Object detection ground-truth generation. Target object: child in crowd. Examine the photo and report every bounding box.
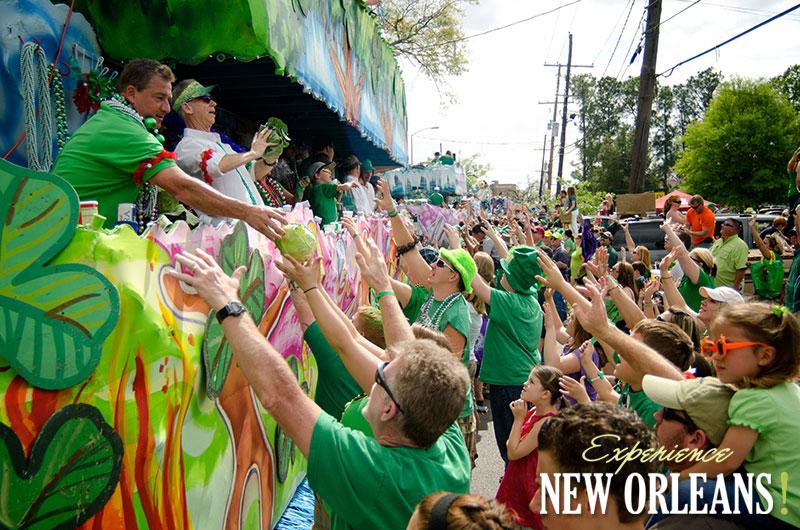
[466,252,495,414]
[408,492,517,529]
[677,303,800,528]
[495,366,564,529]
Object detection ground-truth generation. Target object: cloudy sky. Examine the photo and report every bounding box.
[401,0,800,190]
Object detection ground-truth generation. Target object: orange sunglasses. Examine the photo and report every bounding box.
[700,335,770,360]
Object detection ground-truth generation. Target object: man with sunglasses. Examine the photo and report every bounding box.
[710,218,748,290]
[684,195,716,249]
[643,375,754,529]
[173,79,280,223]
[56,64,286,240]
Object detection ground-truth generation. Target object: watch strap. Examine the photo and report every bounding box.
[216,301,246,324]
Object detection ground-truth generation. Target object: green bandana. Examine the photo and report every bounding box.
[171,80,214,111]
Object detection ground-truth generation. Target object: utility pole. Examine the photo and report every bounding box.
[547,66,560,195]
[629,0,662,193]
[543,34,592,196]
[538,134,547,197]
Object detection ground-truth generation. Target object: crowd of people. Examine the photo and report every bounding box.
[51,58,800,529]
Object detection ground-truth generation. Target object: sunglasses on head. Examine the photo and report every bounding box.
[700,334,770,360]
[661,408,699,432]
[375,361,403,413]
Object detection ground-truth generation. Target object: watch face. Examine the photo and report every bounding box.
[228,301,246,315]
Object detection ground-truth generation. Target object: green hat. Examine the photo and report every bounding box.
[500,246,542,295]
[361,159,374,172]
[172,79,215,111]
[439,248,477,294]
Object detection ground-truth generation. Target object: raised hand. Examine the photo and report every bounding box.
[443,223,462,250]
[341,215,358,237]
[660,249,679,275]
[251,127,275,156]
[559,376,590,405]
[275,255,322,292]
[169,249,243,311]
[570,283,611,337]
[374,179,395,212]
[747,216,757,232]
[535,252,568,291]
[355,236,392,292]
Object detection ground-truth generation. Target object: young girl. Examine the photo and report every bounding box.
[495,366,564,529]
[678,303,800,528]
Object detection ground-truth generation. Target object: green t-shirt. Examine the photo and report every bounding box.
[564,238,576,255]
[479,289,543,385]
[53,102,177,227]
[309,182,339,225]
[340,395,372,436]
[728,383,800,527]
[403,287,473,418]
[710,236,748,288]
[307,412,470,530]
[607,246,619,267]
[786,252,800,312]
[604,298,621,324]
[677,269,714,312]
[304,322,362,419]
[618,384,660,429]
[428,192,444,206]
[570,246,584,280]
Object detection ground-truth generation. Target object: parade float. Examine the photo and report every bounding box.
[0,0,407,528]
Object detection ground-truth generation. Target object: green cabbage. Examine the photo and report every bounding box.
[259,117,291,160]
[276,223,316,261]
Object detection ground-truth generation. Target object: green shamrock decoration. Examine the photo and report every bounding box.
[0,404,123,529]
[0,160,120,389]
[203,222,266,398]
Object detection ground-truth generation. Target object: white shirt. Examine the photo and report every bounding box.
[175,128,263,225]
[344,175,375,214]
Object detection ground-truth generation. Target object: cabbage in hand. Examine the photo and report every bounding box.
[259,117,291,160]
[276,223,317,261]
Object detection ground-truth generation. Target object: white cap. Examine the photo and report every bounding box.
[699,286,745,305]
[434,186,441,191]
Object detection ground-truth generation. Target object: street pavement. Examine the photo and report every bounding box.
[470,407,506,498]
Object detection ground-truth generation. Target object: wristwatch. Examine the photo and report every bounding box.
[216,300,247,324]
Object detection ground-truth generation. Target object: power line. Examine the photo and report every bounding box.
[671,0,800,21]
[658,2,800,77]
[593,0,640,65]
[419,0,584,50]
[658,0,702,28]
[601,0,636,78]
[616,7,646,80]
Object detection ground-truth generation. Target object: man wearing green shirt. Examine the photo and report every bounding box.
[711,219,749,290]
[173,244,470,530]
[53,59,286,238]
[429,186,445,207]
[471,245,544,463]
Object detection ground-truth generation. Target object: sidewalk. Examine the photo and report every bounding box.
[470,407,506,498]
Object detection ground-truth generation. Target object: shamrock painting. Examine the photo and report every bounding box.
[0,160,119,389]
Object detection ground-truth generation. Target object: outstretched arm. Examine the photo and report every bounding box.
[170,249,320,457]
[662,223,701,284]
[749,217,772,260]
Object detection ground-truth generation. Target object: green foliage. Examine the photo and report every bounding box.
[203,222,267,399]
[574,184,608,216]
[458,153,490,190]
[0,160,120,390]
[771,64,800,113]
[378,0,476,91]
[0,404,122,529]
[675,79,800,210]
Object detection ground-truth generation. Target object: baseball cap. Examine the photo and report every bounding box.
[306,161,336,179]
[699,286,745,305]
[532,225,545,236]
[642,375,737,446]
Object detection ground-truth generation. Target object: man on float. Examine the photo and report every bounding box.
[53,59,286,239]
[172,79,291,218]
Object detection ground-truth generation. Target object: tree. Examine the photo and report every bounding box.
[650,85,679,191]
[672,68,722,137]
[376,0,476,91]
[675,79,800,209]
[459,152,490,190]
[771,64,800,113]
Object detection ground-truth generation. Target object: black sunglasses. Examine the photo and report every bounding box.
[722,223,737,229]
[375,361,403,413]
[193,94,214,103]
[434,258,455,272]
[661,408,698,432]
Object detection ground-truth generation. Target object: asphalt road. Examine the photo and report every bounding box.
[470,407,506,498]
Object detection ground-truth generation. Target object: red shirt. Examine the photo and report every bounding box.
[686,207,716,245]
[495,410,556,529]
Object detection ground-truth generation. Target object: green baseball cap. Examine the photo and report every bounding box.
[361,159,374,172]
[500,245,542,295]
[439,248,477,294]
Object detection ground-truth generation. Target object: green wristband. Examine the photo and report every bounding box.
[375,290,395,302]
[388,209,398,218]
[589,371,604,383]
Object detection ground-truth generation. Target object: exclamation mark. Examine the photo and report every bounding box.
[780,472,789,515]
